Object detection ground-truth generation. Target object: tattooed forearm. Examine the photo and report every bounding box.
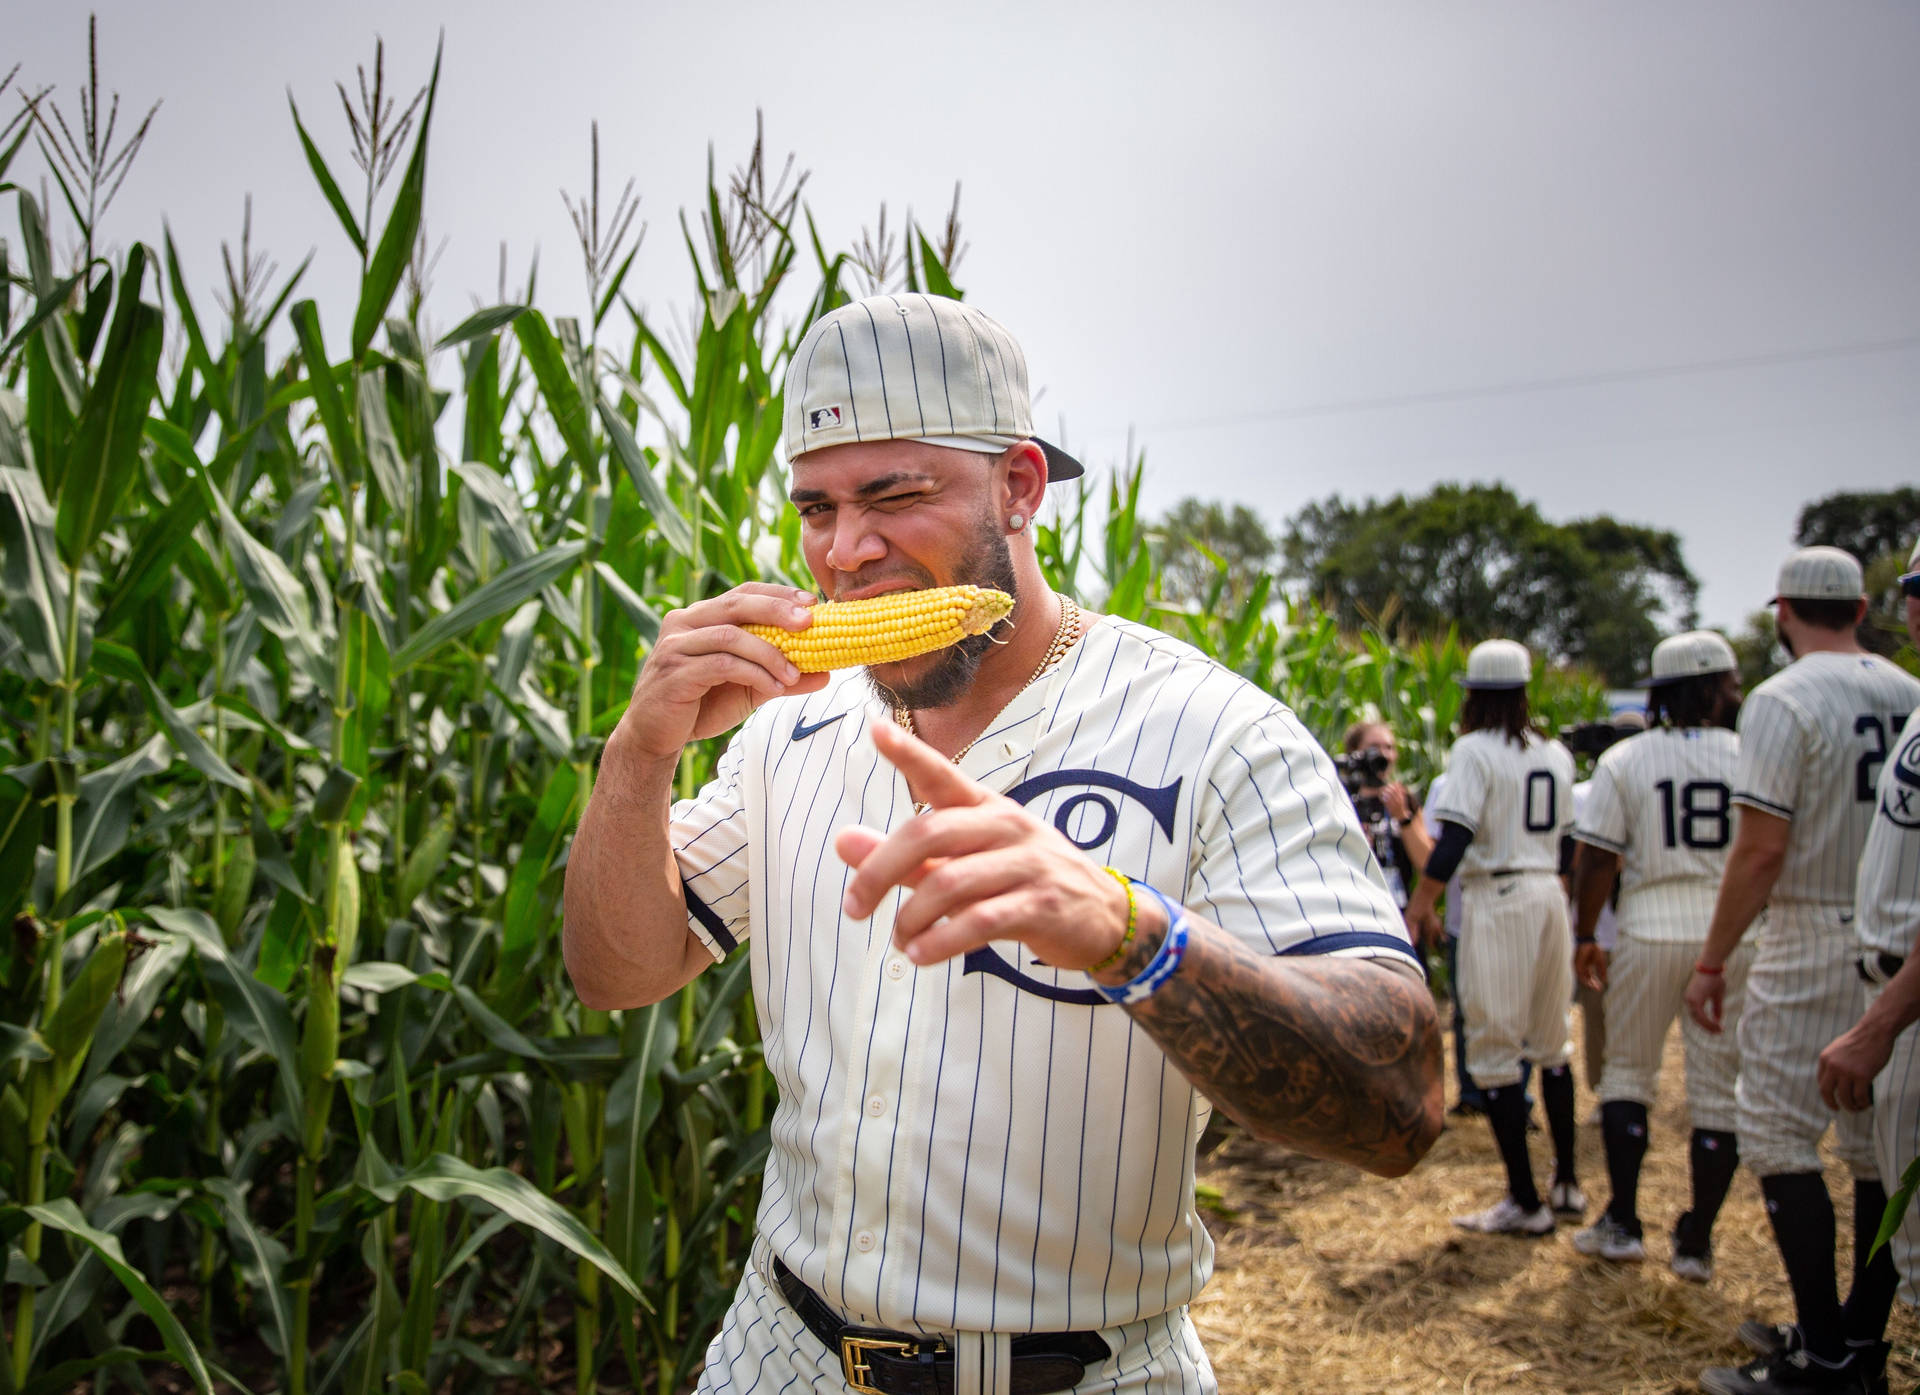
[1109,911,1444,1177]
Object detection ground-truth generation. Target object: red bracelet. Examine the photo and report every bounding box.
[1694,961,1723,976]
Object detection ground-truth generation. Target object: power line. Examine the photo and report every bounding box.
[1097,331,1920,438]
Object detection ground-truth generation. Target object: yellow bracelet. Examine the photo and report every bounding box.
[1087,866,1137,973]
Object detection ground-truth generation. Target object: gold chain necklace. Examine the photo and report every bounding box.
[895,595,1081,807]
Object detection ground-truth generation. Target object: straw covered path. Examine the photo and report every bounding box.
[1196,1004,1920,1394]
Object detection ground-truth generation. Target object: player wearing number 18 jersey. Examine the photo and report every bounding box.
[1688,547,1920,1395]
[1569,631,1747,1281]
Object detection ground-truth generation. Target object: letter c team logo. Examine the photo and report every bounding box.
[1882,729,1920,829]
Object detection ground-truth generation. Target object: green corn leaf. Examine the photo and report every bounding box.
[55,246,165,566]
[70,736,169,884]
[154,906,303,1117]
[914,227,962,300]
[0,463,71,685]
[355,369,407,512]
[18,1346,162,1395]
[18,1199,214,1395]
[341,962,451,995]
[390,540,585,674]
[95,475,211,636]
[162,226,222,397]
[597,394,694,559]
[513,311,595,466]
[205,1179,294,1362]
[439,304,526,351]
[364,1153,645,1306]
[499,760,580,985]
[33,930,129,1133]
[287,93,366,256]
[352,40,441,359]
[605,1003,672,1289]
[193,461,328,683]
[0,270,84,366]
[593,560,661,645]
[0,1023,52,1069]
[289,300,362,483]
[92,641,251,793]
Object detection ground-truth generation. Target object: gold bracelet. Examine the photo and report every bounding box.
[1087,866,1137,974]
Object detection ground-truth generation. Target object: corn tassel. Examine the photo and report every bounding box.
[745,585,1013,671]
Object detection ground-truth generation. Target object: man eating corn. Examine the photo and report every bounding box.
[564,292,1442,1395]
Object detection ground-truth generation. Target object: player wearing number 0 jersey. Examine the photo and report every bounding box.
[1406,639,1582,1237]
[1689,547,1920,1395]
[1569,631,1748,1281]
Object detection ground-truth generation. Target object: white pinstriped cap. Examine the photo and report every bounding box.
[1644,629,1737,685]
[1770,545,1863,601]
[782,293,1084,480]
[1901,537,1920,585]
[1459,638,1531,689]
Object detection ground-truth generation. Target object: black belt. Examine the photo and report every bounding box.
[772,1258,1109,1395]
[1859,951,1905,986]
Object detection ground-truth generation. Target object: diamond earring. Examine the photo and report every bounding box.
[1009,513,1025,531]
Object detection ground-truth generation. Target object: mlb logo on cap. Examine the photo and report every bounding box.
[1770,545,1864,602]
[808,405,842,430]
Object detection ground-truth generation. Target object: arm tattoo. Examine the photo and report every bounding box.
[1119,914,1443,1177]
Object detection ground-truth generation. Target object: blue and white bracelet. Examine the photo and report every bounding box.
[1092,881,1190,1006]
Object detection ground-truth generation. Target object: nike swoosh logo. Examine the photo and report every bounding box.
[791,712,847,742]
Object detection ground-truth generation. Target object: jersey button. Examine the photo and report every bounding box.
[855,1230,875,1253]
[886,958,907,980]
[866,1094,887,1117]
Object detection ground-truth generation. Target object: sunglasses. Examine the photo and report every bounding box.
[1905,575,1920,600]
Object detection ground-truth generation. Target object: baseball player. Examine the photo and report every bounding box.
[563,293,1443,1395]
[1405,640,1582,1235]
[1568,632,1748,1281]
[1569,709,1647,1097]
[1685,546,1920,1395]
[1818,538,1920,1311]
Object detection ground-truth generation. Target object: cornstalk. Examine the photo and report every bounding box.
[572,455,604,1395]
[198,608,231,1345]
[10,558,86,1387]
[292,479,359,1395]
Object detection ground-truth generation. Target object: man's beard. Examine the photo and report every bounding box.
[863,513,1018,712]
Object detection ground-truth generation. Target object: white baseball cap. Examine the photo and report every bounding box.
[1640,629,1737,686]
[1459,638,1531,690]
[783,293,1084,480]
[1770,545,1864,602]
[1900,537,1919,587]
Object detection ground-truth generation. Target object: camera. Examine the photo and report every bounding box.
[1335,747,1393,826]
[1559,721,1629,760]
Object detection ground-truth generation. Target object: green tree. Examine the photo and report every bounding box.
[1281,482,1699,686]
[1150,496,1280,608]
[1794,487,1920,659]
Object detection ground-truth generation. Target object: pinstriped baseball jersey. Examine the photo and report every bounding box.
[1856,707,1920,958]
[1574,727,1739,942]
[1427,731,1575,876]
[1734,652,1920,906]
[671,614,1418,1341]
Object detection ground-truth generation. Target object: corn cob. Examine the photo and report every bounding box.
[746,585,1014,671]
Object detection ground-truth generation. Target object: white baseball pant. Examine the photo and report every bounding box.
[1736,905,1876,1179]
[1867,983,1920,1307]
[1597,932,1752,1133]
[1457,872,1574,1088]
[696,1235,1219,1395]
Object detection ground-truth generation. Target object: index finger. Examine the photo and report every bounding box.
[870,719,992,810]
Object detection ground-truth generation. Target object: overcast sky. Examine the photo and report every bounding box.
[11,1,1918,632]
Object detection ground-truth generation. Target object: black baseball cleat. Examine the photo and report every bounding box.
[1735,1321,1798,1359]
[1699,1345,1876,1395]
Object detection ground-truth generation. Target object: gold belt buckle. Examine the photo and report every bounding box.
[840,1334,917,1393]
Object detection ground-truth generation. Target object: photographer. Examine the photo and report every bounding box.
[1339,721,1430,910]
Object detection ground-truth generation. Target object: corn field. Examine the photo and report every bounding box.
[0,35,1603,1395]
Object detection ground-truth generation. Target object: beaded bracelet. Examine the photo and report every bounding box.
[1087,866,1138,974]
[1092,881,1190,1006]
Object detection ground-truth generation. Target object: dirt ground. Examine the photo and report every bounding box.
[1194,1005,1920,1395]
